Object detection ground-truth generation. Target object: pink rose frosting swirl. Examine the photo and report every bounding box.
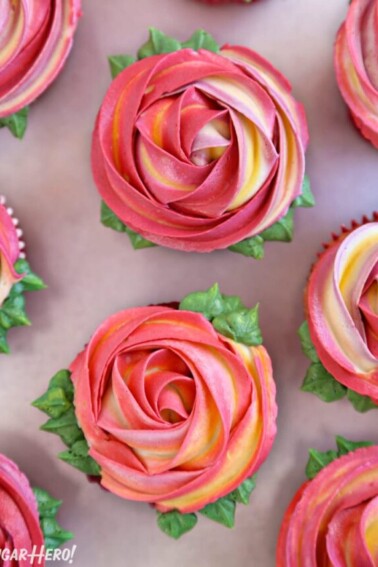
[277,445,378,566]
[0,201,22,307]
[0,0,82,118]
[306,219,378,401]
[92,44,308,252]
[70,305,277,513]
[335,0,378,148]
[0,454,45,567]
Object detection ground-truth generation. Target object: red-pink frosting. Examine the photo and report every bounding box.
[277,446,378,566]
[306,220,378,401]
[70,305,277,513]
[0,0,82,118]
[0,203,22,307]
[335,0,378,148]
[92,44,308,252]
[0,454,45,567]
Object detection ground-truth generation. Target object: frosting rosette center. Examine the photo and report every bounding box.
[92,32,309,251]
[69,304,277,513]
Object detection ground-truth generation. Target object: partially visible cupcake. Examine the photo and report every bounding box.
[0,1,82,139]
[34,284,277,538]
[94,29,313,258]
[277,437,378,566]
[335,0,378,148]
[0,196,45,353]
[0,453,73,566]
[299,215,378,412]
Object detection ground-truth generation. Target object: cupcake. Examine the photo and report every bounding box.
[0,1,82,139]
[299,215,378,412]
[0,197,45,353]
[93,29,312,258]
[335,0,378,148]
[277,436,378,566]
[0,453,73,565]
[34,284,277,538]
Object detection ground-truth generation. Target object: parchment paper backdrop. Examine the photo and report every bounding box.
[1,1,377,565]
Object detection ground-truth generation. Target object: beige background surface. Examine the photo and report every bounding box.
[1,0,377,565]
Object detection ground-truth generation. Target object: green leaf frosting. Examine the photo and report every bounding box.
[179,283,262,346]
[228,235,265,259]
[0,258,45,354]
[0,106,29,139]
[299,321,378,412]
[199,497,236,528]
[33,370,101,477]
[156,474,256,538]
[259,208,294,242]
[305,436,374,480]
[347,389,378,413]
[100,201,156,249]
[298,321,319,363]
[157,511,198,539]
[301,363,347,402]
[108,55,136,78]
[181,30,220,53]
[33,487,73,550]
[138,28,182,59]
[292,175,315,208]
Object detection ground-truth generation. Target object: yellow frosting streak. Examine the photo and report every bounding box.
[0,2,24,68]
[139,142,196,192]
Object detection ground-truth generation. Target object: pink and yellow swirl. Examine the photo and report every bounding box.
[0,0,81,118]
[277,445,378,566]
[70,305,277,513]
[92,44,308,252]
[0,454,45,567]
[306,220,378,401]
[335,0,378,148]
[0,202,21,307]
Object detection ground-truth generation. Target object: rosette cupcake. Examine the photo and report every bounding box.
[299,215,378,413]
[0,453,73,566]
[0,1,82,139]
[94,29,313,258]
[335,0,378,148]
[277,436,378,566]
[0,196,45,353]
[34,284,277,538]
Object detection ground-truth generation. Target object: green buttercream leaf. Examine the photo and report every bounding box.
[292,175,315,209]
[0,106,29,139]
[0,328,10,354]
[157,511,198,539]
[199,497,236,528]
[59,439,101,476]
[212,305,262,346]
[179,283,224,320]
[41,407,83,447]
[228,475,257,505]
[33,487,73,550]
[101,201,127,233]
[39,517,74,550]
[14,258,46,291]
[260,208,294,242]
[305,448,339,480]
[298,321,319,363]
[347,389,378,413]
[228,235,265,259]
[33,487,62,519]
[125,227,156,250]
[108,54,136,78]
[138,28,181,59]
[100,201,156,249]
[181,30,220,53]
[335,436,374,456]
[1,294,30,326]
[32,387,72,419]
[301,362,347,402]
